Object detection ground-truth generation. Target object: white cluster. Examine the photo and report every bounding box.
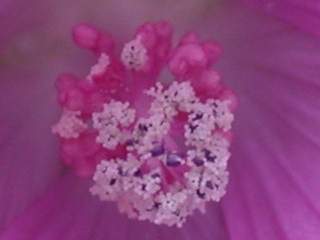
[130,115,170,155]
[129,82,198,156]
[52,110,87,138]
[210,99,234,131]
[185,100,233,147]
[90,81,234,227]
[185,102,217,148]
[132,169,162,199]
[87,53,110,81]
[146,81,197,118]
[199,169,228,202]
[121,35,148,71]
[92,156,196,227]
[92,101,136,149]
[154,190,190,227]
[185,167,228,203]
[183,98,233,203]
[91,155,141,201]
[90,160,123,201]
[204,135,230,171]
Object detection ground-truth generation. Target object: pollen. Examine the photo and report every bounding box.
[87,53,110,81]
[121,36,148,71]
[90,81,234,227]
[92,101,136,149]
[52,110,87,138]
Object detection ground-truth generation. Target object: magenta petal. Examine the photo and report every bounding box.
[0,173,227,239]
[0,69,64,230]
[244,0,320,37]
[200,1,320,239]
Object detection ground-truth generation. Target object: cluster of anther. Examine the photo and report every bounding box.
[91,81,232,227]
[92,101,135,149]
[121,36,148,71]
[52,21,236,227]
[86,53,110,81]
[52,110,87,138]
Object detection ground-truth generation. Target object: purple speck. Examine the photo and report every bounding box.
[206,181,213,189]
[196,189,205,199]
[192,113,203,121]
[205,150,216,162]
[110,179,116,185]
[166,153,182,167]
[151,144,165,157]
[126,139,134,146]
[138,124,148,132]
[134,169,142,177]
[192,157,204,166]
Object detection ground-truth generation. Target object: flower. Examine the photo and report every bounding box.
[1,0,320,239]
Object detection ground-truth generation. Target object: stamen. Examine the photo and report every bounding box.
[90,81,234,227]
[52,110,87,138]
[121,36,148,71]
[210,99,234,131]
[87,53,110,81]
[198,169,228,202]
[133,169,162,199]
[92,101,135,149]
[130,114,171,155]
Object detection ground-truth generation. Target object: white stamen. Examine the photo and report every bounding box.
[121,36,148,71]
[87,53,110,81]
[90,81,234,227]
[92,101,135,149]
[52,110,87,138]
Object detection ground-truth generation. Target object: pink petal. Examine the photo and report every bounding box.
[0,173,227,239]
[200,1,320,239]
[244,0,320,37]
[0,69,63,230]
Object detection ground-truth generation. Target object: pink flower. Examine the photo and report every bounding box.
[1,0,320,239]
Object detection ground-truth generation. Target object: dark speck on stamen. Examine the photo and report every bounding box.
[205,150,216,162]
[110,179,116,185]
[151,144,165,157]
[196,189,205,199]
[206,181,213,189]
[166,153,182,167]
[192,157,204,166]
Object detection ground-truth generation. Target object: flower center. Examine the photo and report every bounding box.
[52,21,236,227]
